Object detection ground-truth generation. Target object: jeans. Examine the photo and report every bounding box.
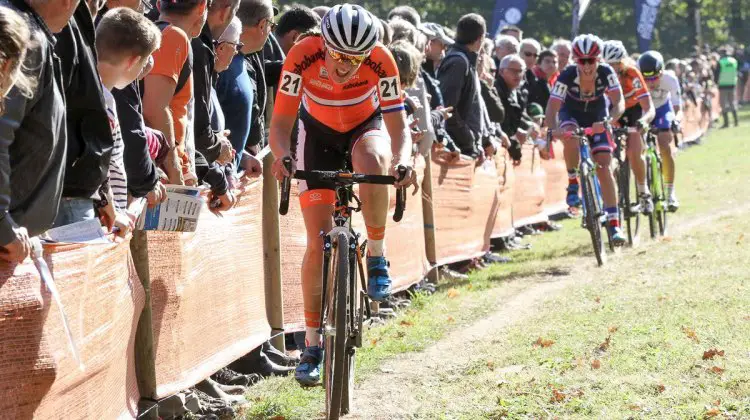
[53,198,95,227]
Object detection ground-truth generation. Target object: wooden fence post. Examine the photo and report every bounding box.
[262,153,285,351]
[422,151,439,283]
[131,230,159,419]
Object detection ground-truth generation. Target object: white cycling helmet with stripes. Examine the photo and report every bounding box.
[602,40,628,64]
[571,34,603,60]
[321,4,380,56]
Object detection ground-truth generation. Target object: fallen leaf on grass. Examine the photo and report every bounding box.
[533,337,555,348]
[594,296,601,303]
[710,366,725,375]
[743,315,750,322]
[703,349,725,360]
[704,408,721,418]
[658,295,669,302]
[467,284,473,290]
[591,359,601,369]
[682,326,700,343]
[712,400,721,406]
[486,361,496,370]
[370,338,379,347]
[399,320,414,327]
[629,404,643,411]
[659,236,673,242]
[446,316,455,323]
[656,384,666,393]
[549,387,583,403]
[598,336,612,352]
[738,233,745,245]
[447,288,460,298]
[608,326,619,333]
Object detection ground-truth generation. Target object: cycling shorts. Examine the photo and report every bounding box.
[293,107,386,203]
[652,100,674,131]
[558,106,614,154]
[618,103,643,128]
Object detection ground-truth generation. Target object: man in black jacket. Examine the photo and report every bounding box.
[54,1,116,226]
[192,0,239,166]
[237,0,275,152]
[437,13,486,158]
[496,54,530,162]
[0,0,79,262]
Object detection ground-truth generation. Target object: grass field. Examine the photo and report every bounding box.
[241,109,750,419]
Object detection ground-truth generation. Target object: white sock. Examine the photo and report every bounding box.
[367,239,385,257]
[636,183,649,195]
[665,183,675,199]
[305,327,321,348]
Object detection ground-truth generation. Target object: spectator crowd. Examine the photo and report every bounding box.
[0,0,741,416]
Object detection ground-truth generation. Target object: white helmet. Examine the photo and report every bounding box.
[602,40,627,64]
[321,4,380,55]
[571,34,603,59]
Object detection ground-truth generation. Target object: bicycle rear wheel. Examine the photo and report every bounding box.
[646,155,658,239]
[324,232,351,420]
[582,173,606,266]
[654,161,668,237]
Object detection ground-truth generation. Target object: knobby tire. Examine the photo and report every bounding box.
[582,173,605,266]
[325,232,350,420]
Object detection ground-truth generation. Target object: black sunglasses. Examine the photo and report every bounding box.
[523,51,539,58]
[213,40,245,53]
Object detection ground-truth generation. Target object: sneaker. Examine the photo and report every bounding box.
[608,225,627,246]
[639,193,654,215]
[667,196,680,212]
[566,184,582,207]
[367,256,392,302]
[483,252,512,264]
[294,346,323,386]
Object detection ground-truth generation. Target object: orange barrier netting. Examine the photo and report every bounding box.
[0,241,143,419]
[431,154,498,265]
[681,89,719,144]
[143,180,270,399]
[280,182,310,333]
[512,143,548,228]
[351,155,429,293]
[492,150,515,239]
[542,140,569,216]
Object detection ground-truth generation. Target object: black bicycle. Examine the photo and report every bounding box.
[279,158,406,420]
[612,127,642,247]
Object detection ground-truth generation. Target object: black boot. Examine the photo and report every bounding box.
[262,340,300,367]
[732,110,739,126]
[721,112,730,128]
[228,346,294,377]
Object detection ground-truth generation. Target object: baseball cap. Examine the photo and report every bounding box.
[421,22,454,46]
[218,16,241,44]
[528,103,544,119]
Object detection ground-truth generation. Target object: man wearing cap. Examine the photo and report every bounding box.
[421,22,458,153]
[191,0,241,171]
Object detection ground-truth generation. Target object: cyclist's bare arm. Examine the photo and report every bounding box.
[638,95,656,125]
[269,112,297,179]
[544,98,562,136]
[383,110,414,187]
[607,88,625,122]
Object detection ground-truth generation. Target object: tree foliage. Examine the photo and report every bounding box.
[279,0,750,57]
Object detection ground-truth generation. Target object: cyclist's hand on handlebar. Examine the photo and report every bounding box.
[271,155,295,181]
[391,163,418,191]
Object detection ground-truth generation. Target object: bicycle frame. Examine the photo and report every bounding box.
[645,129,666,214]
[577,134,604,225]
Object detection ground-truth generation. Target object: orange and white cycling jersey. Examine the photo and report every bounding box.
[273,34,405,133]
[618,64,651,109]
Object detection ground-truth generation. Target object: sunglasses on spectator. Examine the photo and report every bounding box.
[214,40,245,53]
[326,45,368,66]
[503,67,524,75]
[576,58,597,65]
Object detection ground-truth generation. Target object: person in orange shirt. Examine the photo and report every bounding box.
[602,40,656,214]
[143,0,208,185]
[269,4,415,386]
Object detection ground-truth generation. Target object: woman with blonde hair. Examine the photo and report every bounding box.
[0,6,34,115]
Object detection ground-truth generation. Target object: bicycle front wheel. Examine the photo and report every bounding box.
[324,232,351,420]
[617,159,640,246]
[646,155,658,239]
[582,173,606,266]
[654,160,668,237]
